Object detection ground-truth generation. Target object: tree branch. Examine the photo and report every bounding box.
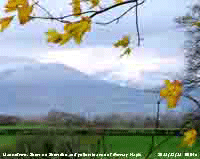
[90,0,144,18]
[95,1,144,25]
[184,94,200,109]
[56,11,96,20]
[29,0,144,47]
[135,0,140,46]
[30,15,71,23]
[30,1,71,23]
[30,0,144,23]
[32,0,39,7]
[34,1,53,18]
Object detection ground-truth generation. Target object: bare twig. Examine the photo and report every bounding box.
[57,11,96,19]
[135,0,140,46]
[29,0,144,47]
[30,1,71,23]
[30,15,71,23]
[32,0,39,7]
[184,95,200,109]
[30,0,143,23]
[34,2,54,18]
[90,0,144,18]
[95,1,144,25]
[30,10,96,23]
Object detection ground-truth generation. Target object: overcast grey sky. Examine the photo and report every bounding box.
[0,0,196,117]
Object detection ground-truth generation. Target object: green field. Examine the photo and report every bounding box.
[0,126,199,159]
[0,124,48,129]
[1,135,199,158]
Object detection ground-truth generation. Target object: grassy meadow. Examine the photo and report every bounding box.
[0,121,199,159]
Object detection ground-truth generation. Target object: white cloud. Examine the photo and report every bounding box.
[32,47,183,88]
[0,47,184,89]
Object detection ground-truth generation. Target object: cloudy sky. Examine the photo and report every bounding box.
[0,0,188,84]
[0,0,196,118]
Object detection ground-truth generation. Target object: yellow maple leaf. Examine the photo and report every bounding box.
[90,0,100,8]
[120,47,132,58]
[79,17,91,32]
[64,22,82,34]
[164,80,171,87]
[179,128,197,148]
[73,17,91,44]
[63,16,91,45]
[45,29,63,44]
[72,0,81,17]
[4,0,17,12]
[166,96,177,109]
[17,3,33,25]
[64,22,82,44]
[160,89,168,97]
[73,31,85,44]
[72,28,86,44]
[59,33,73,46]
[173,81,183,96]
[0,16,14,32]
[114,0,123,4]
[113,35,130,48]
[160,80,183,109]
[64,23,74,32]
[4,0,28,12]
